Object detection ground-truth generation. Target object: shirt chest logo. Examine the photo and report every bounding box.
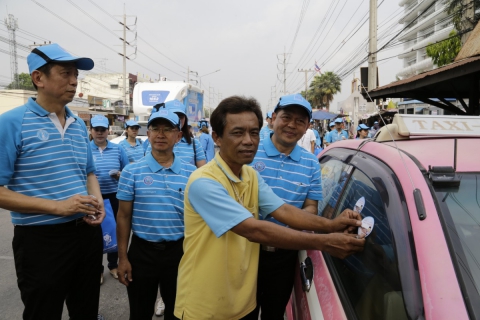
[143,176,154,185]
[37,129,49,141]
[253,161,266,172]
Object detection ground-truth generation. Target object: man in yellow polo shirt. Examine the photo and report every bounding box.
[174,96,365,320]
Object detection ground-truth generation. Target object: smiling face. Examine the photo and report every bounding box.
[33,62,79,106]
[271,106,310,149]
[213,111,260,176]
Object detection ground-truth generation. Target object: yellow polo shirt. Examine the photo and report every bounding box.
[174,153,283,319]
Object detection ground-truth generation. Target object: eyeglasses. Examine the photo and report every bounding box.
[93,127,107,132]
[149,127,178,135]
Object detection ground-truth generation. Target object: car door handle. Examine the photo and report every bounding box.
[300,256,314,292]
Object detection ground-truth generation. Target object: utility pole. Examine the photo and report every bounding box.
[297,69,314,93]
[283,49,287,94]
[368,0,378,109]
[270,85,276,109]
[5,14,19,89]
[122,6,127,107]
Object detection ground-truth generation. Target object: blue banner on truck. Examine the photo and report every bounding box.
[141,90,170,106]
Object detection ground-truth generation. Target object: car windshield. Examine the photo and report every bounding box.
[434,173,480,312]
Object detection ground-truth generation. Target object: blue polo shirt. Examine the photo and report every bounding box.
[117,152,196,242]
[144,137,206,166]
[119,138,144,162]
[199,132,215,162]
[90,140,129,194]
[325,129,349,144]
[0,98,95,226]
[260,126,273,140]
[250,135,322,226]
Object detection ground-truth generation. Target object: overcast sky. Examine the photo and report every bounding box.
[1,0,403,114]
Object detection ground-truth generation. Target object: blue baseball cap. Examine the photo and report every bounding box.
[334,118,343,124]
[165,99,186,116]
[274,94,312,120]
[329,121,335,127]
[199,119,209,128]
[90,115,109,128]
[266,111,273,119]
[357,124,370,131]
[125,120,141,129]
[148,109,180,129]
[374,121,379,124]
[27,43,94,74]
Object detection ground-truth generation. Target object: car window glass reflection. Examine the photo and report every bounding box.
[318,158,347,217]
[330,169,409,320]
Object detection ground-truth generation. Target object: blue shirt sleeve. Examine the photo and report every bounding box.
[256,171,284,219]
[117,165,135,201]
[118,146,130,170]
[188,178,253,237]
[193,139,206,162]
[0,107,23,185]
[325,131,332,143]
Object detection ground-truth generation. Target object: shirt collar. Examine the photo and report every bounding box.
[213,153,251,184]
[264,134,302,162]
[26,97,75,119]
[145,152,181,174]
[90,140,113,150]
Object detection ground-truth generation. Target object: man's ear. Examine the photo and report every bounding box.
[31,70,44,89]
[212,131,221,147]
[175,130,183,143]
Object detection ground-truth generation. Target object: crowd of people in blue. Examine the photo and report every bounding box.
[0,43,366,320]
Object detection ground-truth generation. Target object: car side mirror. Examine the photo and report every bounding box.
[300,256,314,292]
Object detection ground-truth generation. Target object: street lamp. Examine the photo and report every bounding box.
[199,69,221,88]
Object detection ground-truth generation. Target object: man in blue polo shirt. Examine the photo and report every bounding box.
[116,109,196,320]
[0,44,105,319]
[250,93,322,319]
[260,111,274,140]
[325,118,349,146]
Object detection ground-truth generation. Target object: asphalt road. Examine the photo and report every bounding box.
[0,208,161,320]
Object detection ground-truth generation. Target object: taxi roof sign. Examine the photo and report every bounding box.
[375,114,480,141]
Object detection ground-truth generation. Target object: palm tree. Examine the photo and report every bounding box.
[307,72,341,111]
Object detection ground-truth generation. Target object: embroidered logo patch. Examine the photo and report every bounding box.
[37,129,49,141]
[143,176,154,185]
[253,161,266,172]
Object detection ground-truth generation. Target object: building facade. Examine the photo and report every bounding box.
[396,0,453,79]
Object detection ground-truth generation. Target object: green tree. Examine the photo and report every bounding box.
[445,0,480,34]
[426,30,462,67]
[7,73,35,90]
[306,71,341,111]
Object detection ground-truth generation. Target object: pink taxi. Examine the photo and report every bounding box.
[288,114,480,320]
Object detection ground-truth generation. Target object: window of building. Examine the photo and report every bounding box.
[110,84,119,89]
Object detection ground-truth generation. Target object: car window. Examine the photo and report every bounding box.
[328,168,409,320]
[318,156,350,218]
[434,173,480,317]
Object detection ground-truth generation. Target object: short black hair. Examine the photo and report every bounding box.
[210,96,263,137]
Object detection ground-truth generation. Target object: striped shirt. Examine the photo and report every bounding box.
[145,137,206,166]
[250,134,322,226]
[325,129,349,144]
[119,138,144,162]
[0,98,95,226]
[116,152,196,242]
[90,140,129,194]
[259,126,273,140]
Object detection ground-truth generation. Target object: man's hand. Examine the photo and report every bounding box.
[118,258,133,286]
[320,233,365,259]
[56,195,100,216]
[83,204,105,226]
[328,209,362,233]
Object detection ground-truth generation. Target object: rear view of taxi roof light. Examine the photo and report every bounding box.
[428,166,461,187]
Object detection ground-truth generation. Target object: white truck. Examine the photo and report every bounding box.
[132,81,204,125]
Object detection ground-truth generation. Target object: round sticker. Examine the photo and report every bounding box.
[358,216,375,238]
[253,161,266,172]
[37,129,49,141]
[354,197,365,213]
[143,176,154,185]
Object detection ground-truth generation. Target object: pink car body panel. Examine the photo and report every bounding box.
[290,137,471,320]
